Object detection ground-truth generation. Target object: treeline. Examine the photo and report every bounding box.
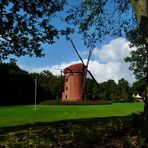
[0,62,62,105]
[0,62,145,105]
[87,79,130,102]
[87,78,146,102]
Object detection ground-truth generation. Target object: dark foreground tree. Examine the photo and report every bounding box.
[0,62,63,105]
[125,28,148,124]
[125,0,148,127]
[0,62,35,105]
[0,0,73,60]
[125,28,147,80]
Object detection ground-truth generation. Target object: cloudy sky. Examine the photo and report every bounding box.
[17,37,136,84]
[15,1,136,84]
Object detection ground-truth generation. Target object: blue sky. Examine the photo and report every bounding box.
[16,1,136,84]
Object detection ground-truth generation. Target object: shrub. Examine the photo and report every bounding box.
[40,100,112,105]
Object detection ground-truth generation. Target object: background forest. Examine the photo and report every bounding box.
[0,62,145,106]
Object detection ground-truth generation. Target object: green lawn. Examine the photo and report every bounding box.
[0,102,144,128]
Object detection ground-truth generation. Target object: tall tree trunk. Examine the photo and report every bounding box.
[130,0,147,23]
[144,87,148,118]
[129,0,148,134]
[138,0,148,125]
[143,87,148,135]
[144,42,148,126]
[142,26,148,135]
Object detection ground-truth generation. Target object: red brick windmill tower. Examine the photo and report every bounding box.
[62,40,98,101]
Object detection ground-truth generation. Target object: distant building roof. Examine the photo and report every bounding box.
[64,63,84,73]
[132,94,143,99]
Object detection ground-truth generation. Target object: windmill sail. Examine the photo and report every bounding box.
[70,39,99,100]
[82,48,93,100]
[70,40,85,65]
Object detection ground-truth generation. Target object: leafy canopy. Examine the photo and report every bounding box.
[65,0,138,47]
[0,0,142,60]
[125,28,147,80]
[0,0,73,60]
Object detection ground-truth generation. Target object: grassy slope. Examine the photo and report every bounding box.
[0,103,144,128]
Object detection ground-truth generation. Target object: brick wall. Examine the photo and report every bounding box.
[62,73,83,101]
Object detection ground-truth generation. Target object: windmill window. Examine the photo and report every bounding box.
[66,95,67,99]
[66,87,68,91]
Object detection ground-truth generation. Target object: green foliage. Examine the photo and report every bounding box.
[90,78,133,102]
[125,28,147,80]
[0,0,73,60]
[0,113,148,147]
[132,79,146,96]
[40,100,112,105]
[30,70,63,100]
[0,62,35,105]
[125,27,148,126]
[99,79,118,101]
[0,62,64,105]
[0,0,139,59]
[117,78,130,102]
[88,79,122,102]
[65,0,137,47]
[0,62,145,105]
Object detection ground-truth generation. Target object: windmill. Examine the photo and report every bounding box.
[62,40,99,101]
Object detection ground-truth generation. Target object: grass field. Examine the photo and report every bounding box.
[0,102,144,128]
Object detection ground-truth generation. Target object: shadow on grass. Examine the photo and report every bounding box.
[0,115,132,133]
[1,113,146,148]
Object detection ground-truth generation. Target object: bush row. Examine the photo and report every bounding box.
[40,100,112,105]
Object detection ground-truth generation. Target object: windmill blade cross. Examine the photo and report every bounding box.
[82,49,92,100]
[82,48,93,100]
[70,39,85,65]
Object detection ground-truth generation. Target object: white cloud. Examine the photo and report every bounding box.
[19,38,136,84]
[87,60,135,83]
[21,61,82,75]
[89,37,136,83]
[93,37,136,63]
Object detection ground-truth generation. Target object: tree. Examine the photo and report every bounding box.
[124,1,148,129]
[0,62,35,105]
[65,0,138,47]
[117,78,131,102]
[98,79,117,101]
[132,80,146,96]
[128,1,148,125]
[86,78,100,100]
[125,28,147,80]
[0,0,73,60]
[125,28,148,122]
[86,78,94,100]
[0,62,64,105]
[30,70,63,100]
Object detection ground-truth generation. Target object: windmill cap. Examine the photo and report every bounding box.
[64,63,84,73]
